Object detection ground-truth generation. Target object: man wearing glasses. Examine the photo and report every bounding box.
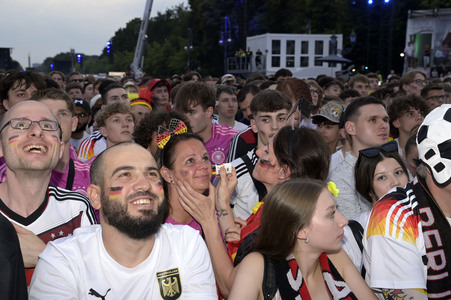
[0,101,96,286]
[68,72,85,88]
[421,83,446,111]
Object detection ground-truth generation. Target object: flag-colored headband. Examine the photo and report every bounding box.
[156,118,188,149]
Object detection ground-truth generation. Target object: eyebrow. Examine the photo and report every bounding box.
[111,165,159,177]
[325,204,336,213]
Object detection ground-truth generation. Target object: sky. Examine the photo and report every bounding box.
[0,0,187,68]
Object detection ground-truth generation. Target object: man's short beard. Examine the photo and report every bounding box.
[101,190,164,240]
[74,124,88,133]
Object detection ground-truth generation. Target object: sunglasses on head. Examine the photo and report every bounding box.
[359,141,398,158]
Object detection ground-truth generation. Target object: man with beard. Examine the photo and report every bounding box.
[0,101,97,286]
[29,143,217,299]
[70,98,92,152]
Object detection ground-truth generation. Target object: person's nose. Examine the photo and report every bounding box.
[133,173,151,192]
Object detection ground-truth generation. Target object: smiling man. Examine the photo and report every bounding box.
[0,101,96,285]
[29,143,217,299]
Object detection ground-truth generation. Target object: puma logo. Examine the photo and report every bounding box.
[89,288,111,299]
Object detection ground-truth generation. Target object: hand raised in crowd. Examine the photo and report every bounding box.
[215,165,238,211]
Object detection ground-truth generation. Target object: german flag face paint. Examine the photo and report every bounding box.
[109,186,123,201]
[7,135,19,145]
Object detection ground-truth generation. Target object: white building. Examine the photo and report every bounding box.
[228,33,350,79]
[405,8,451,73]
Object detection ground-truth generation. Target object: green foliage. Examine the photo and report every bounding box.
[39,0,450,77]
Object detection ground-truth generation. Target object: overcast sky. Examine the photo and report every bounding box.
[0,0,187,68]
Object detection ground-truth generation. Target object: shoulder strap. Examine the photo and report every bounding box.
[65,158,75,191]
[347,220,366,278]
[347,220,363,252]
[242,154,267,201]
[262,254,277,300]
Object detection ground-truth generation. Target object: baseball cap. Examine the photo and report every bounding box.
[73,98,91,114]
[90,94,102,109]
[221,74,236,84]
[311,102,344,124]
[417,104,451,186]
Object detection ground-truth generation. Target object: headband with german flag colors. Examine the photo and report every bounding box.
[156,118,188,149]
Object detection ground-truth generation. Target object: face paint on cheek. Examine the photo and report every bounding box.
[50,135,60,142]
[8,135,19,145]
[109,186,123,200]
[258,159,275,170]
[156,181,163,191]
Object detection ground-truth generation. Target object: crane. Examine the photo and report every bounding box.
[130,0,154,79]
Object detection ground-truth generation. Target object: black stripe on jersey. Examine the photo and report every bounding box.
[49,186,98,225]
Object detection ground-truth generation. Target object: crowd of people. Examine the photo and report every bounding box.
[0,66,450,299]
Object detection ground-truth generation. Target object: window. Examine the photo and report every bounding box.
[301,41,308,54]
[315,56,323,66]
[315,41,323,55]
[286,56,295,68]
[272,56,280,67]
[286,40,295,55]
[272,40,281,54]
[300,57,309,67]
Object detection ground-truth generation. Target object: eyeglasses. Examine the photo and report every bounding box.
[74,112,90,118]
[426,95,446,102]
[359,141,398,158]
[310,89,321,95]
[0,118,60,134]
[412,79,429,86]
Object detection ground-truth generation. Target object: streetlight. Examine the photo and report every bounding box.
[330,34,337,55]
[219,16,232,74]
[184,28,193,71]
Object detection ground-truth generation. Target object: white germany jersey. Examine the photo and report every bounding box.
[29,224,217,300]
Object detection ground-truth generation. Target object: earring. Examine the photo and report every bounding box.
[305,237,309,244]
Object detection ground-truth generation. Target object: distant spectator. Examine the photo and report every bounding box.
[349,74,370,97]
[0,70,46,111]
[274,68,292,82]
[183,71,202,82]
[399,70,428,96]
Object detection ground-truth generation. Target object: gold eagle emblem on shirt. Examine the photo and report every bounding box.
[157,268,182,300]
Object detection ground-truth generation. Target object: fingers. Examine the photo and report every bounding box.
[234,217,247,228]
[224,225,242,242]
